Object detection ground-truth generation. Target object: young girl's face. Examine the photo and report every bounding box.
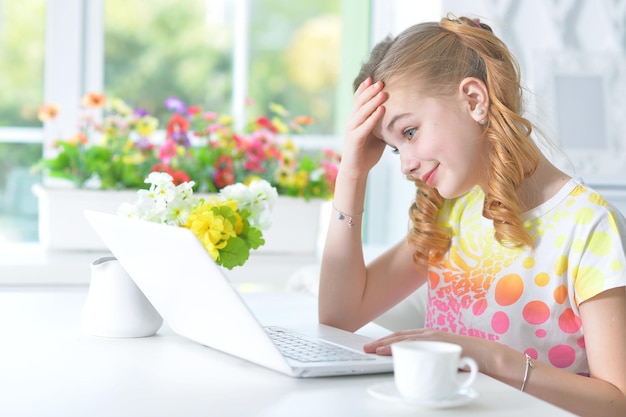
[373,82,490,199]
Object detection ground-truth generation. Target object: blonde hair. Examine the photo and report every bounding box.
[354,16,540,267]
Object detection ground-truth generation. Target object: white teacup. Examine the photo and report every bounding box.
[391,341,478,401]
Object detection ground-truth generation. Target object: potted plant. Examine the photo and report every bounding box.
[33,93,339,254]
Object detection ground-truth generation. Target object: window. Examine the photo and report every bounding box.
[2,0,372,248]
[104,0,234,121]
[103,0,341,135]
[0,0,46,244]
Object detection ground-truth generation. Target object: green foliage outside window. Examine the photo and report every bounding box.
[104,0,340,134]
[0,0,46,127]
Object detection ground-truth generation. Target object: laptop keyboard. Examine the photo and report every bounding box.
[265,326,376,363]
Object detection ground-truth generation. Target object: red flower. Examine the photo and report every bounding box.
[167,113,189,141]
[256,116,278,133]
[187,105,202,116]
[266,147,282,160]
[214,169,235,189]
[170,170,190,185]
[150,163,174,175]
[215,154,234,171]
[214,154,235,188]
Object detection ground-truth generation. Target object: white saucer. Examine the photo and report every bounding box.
[367,382,479,409]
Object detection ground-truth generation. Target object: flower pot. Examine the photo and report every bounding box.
[33,185,138,250]
[80,256,163,338]
[33,185,330,256]
[257,196,331,256]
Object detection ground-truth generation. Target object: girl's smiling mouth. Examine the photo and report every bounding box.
[422,165,439,187]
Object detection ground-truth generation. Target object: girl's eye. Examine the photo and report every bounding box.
[403,127,416,140]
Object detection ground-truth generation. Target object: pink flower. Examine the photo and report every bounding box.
[243,140,266,172]
[203,111,218,121]
[159,139,178,164]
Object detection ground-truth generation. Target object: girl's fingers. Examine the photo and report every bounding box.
[353,80,384,110]
[363,330,436,354]
[354,77,373,96]
[347,89,387,133]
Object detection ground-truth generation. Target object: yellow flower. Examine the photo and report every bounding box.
[122,139,135,152]
[269,102,288,117]
[293,171,309,189]
[281,150,296,167]
[217,114,233,125]
[244,176,262,186]
[109,98,133,115]
[271,117,289,134]
[282,139,298,153]
[212,199,244,234]
[186,200,237,261]
[122,153,145,165]
[275,167,292,187]
[135,116,159,136]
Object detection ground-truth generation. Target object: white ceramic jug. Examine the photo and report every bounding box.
[80,256,163,337]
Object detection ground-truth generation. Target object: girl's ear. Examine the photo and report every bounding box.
[459,77,489,125]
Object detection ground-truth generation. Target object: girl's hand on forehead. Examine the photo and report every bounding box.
[341,78,388,176]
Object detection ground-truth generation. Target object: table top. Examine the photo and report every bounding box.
[0,285,576,417]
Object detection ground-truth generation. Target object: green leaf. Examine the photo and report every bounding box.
[245,227,265,250]
[218,237,250,270]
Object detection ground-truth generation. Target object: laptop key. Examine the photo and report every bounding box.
[265,326,376,363]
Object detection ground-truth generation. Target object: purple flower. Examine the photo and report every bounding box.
[164,96,186,114]
[133,137,153,150]
[134,108,149,117]
[171,131,191,147]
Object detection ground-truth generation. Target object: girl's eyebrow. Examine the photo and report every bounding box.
[386,112,412,132]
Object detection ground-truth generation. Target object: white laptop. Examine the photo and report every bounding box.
[84,210,393,378]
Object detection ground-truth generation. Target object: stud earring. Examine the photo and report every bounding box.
[478,118,487,126]
[475,108,484,115]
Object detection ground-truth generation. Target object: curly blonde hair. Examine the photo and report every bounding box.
[354,16,540,267]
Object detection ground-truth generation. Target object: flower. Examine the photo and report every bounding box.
[33,93,162,189]
[118,172,277,269]
[34,92,341,200]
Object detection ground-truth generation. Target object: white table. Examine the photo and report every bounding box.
[0,285,576,417]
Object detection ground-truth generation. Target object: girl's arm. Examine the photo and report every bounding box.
[318,78,428,332]
[364,287,626,417]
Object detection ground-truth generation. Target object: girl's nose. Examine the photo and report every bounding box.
[400,155,420,177]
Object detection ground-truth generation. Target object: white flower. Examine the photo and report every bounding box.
[309,168,324,182]
[220,179,277,230]
[145,171,173,187]
[118,173,276,232]
[219,182,252,203]
[118,172,199,225]
[249,179,278,207]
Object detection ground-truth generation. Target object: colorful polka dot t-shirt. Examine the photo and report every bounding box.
[425,179,626,374]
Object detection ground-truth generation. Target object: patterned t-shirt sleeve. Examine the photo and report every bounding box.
[571,192,626,305]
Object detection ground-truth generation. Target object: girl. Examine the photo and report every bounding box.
[319,15,626,416]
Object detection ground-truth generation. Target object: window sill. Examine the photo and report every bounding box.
[0,243,322,287]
